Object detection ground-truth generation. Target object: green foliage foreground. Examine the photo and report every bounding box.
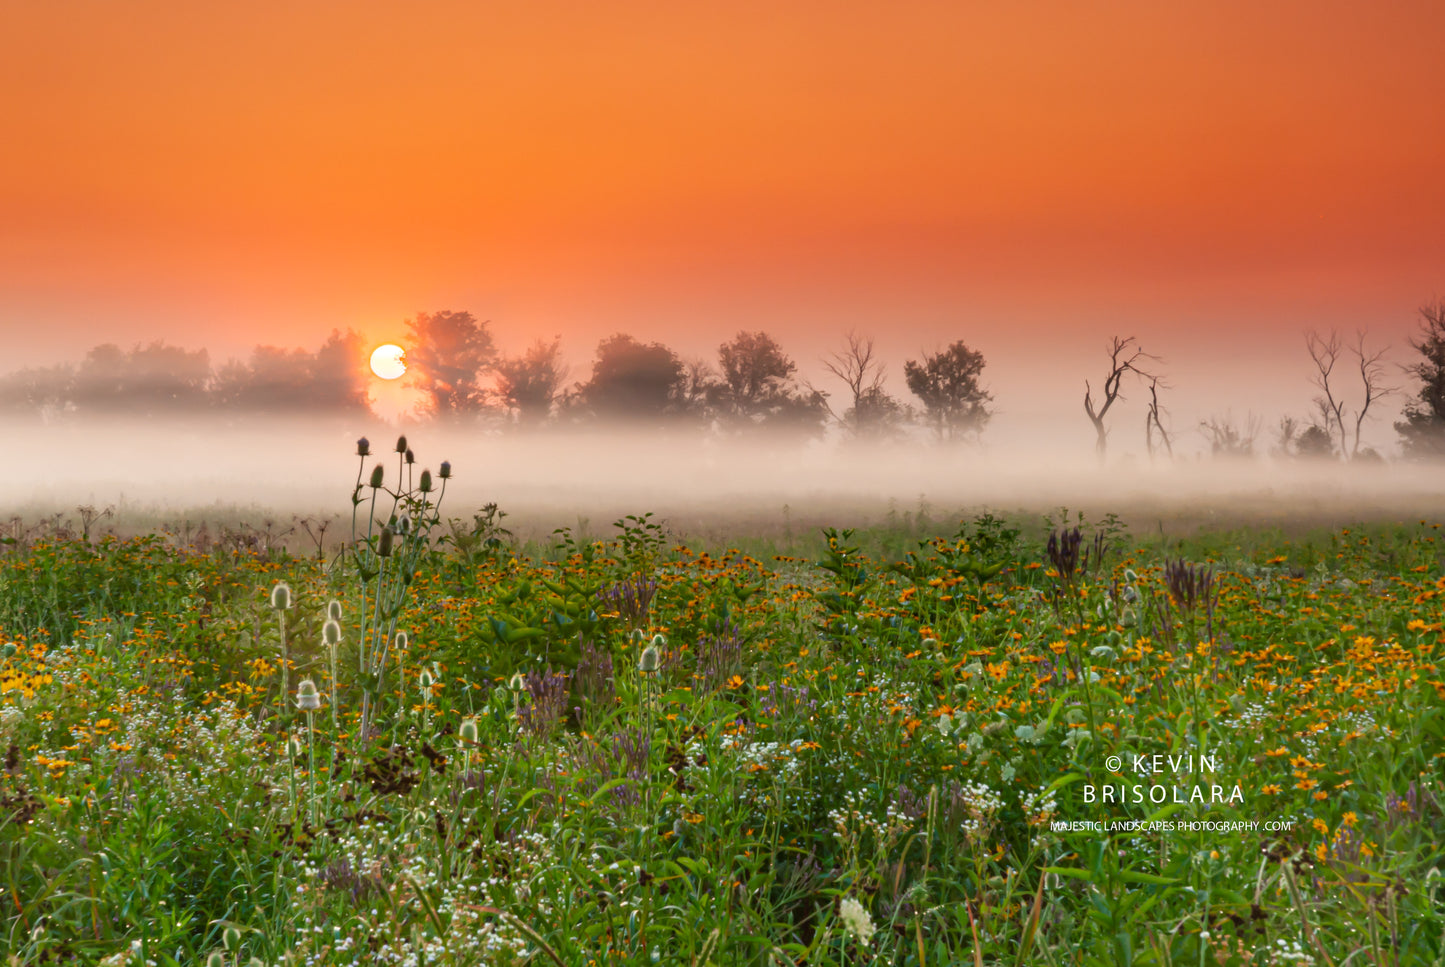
[1,444,1442,965]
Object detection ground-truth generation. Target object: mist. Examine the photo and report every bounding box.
[4,415,1442,546]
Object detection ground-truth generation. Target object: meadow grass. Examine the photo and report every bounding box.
[1,444,1442,965]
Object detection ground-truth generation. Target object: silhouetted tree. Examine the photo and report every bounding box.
[904,340,992,443]
[1395,302,1445,460]
[1306,329,1393,461]
[1081,336,1157,461]
[209,330,368,416]
[823,331,906,440]
[495,337,567,426]
[73,341,211,416]
[573,333,690,424]
[310,329,370,414]
[1144,377,1174,461]
[405,310,498,421]
[1199,413,1261,459]
[1274,416,1337,461]
[710,331,828,437]
[0,363,76,421]
[842,386,910,442]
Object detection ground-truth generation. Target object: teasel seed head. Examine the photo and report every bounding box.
[207,953,226,967]
[322,619,342,647]
[638,644,659,673]
[295,678,322,710]
[222,926,242,951]
[378,525,395,557]
[356,437,370,457]
[395,434,408,454]
[326,599,343,622]
[405,448,415,465]
[458,716,479,745]
[285,734,303,758]
[419,469,433,493]
[269,582,291,611]
[418,667,434,693]
[438,460,451,480]
[394,630,409,651]
[369,465,385,489]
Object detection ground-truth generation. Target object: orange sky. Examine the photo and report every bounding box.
[3,1,1443,451]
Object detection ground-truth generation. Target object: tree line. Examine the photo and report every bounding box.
[0,314,993,444]
[4,302,1444,459]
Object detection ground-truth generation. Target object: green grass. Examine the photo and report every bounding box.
[2,451,1442,965]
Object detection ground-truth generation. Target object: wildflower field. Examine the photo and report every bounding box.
[2,442,1442,966]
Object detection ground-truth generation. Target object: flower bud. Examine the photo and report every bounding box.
[327,599,343,622]
[322,620,342,647]
[269,582,291,611]
[650,633,667,649]
[458,717,479,745]
[369,465,385,489]
[394,631,409,651]
[438,460,452,480]
[222,926,242,951]
[508,672,525,692]
[405,448,415,465]
[629,629,646,645]
[1,642,15,661]
[419,470,433,493]
[295,678,322,710]
[207,953,226,967]
[638,644,659,673]
[395,435,408,454]
[1124,568,1138,584]
[418,668,434,693]
[356,437,370,457]
[378,525,394,557]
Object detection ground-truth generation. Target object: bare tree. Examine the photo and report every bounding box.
[822,331,905,439]
[1144,376,1174,461]
[1305,329,1393,460]
[1083,336,1159,461]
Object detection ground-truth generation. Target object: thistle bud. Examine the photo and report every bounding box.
[418,668,434,693]
[369,465,385,489]
[327,599,343,622]
[458,717,479,745]
[207,953,226,967]
[295,678,322,710]
[438,460,451,480]
[650,633,667,649]
[405,448,415,465]
[508,672,525,692]
[222,926,242,951]
[269,582,291,611]
[394,631,409,651]
[395,435,408,454]
[378,525,394,557]
[356,437,370,457]
[629,629,646,645]
[419,469,433,493]
[638,644,659,673]
[322,619,342,647]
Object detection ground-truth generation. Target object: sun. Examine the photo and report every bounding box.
[370,344,407,380]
